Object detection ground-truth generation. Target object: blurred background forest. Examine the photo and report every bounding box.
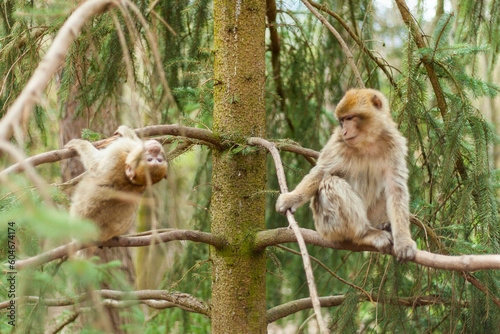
[1,0,500,332]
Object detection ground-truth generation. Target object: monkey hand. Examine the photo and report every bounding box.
[393,237,417,263]
[64,139,86,151]
[275,192,302,215]
[114,125,137,138]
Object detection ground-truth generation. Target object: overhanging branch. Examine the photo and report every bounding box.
[1,125,318,175]
[12,230,225,270]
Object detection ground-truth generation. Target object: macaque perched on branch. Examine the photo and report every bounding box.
[66,125,168,242]
[276,89,417,262]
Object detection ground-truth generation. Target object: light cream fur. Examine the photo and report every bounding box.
[66,125,167,242]
[276,89,417,262]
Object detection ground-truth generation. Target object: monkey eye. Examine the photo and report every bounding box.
[157,158,163,163]
[147,157,153,162]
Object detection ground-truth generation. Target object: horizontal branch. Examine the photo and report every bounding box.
[267,296,344,323]
[256,227,500,271]
[266,294,458,323]
[1,125,317,175]
[0,125,219,175]
[0,289,210,316]
[13,229,226,270]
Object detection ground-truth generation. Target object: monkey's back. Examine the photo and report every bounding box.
[70,140,146,241]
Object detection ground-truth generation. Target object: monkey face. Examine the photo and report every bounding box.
[339,115,364,147]
[126,140,168,185]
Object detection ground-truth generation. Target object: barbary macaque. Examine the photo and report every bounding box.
[66,125,168,242]
[276,89,417,262]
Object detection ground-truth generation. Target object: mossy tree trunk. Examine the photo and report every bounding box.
[211,0,267,332]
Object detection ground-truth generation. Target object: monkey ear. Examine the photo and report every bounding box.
[371,94,383,109]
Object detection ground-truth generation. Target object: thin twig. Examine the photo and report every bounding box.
[248,137,329,334]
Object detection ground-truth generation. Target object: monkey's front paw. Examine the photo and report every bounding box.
[275,193,300,215]
[393,238,417,263]
[64,139,85,151]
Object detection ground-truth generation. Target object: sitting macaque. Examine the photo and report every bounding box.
[66,125,168,242]
[276,89,417,262]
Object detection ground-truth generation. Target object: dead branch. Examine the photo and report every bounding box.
[12,230,226,270]
[248,137,328,334]
[0,290,210,316]
[0,0,116,142]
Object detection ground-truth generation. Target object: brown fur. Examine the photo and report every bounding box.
[66,125,168,242]
[276,89,416,262]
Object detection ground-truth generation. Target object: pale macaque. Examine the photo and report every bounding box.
[276,89,417,262]
[66,125,168,242]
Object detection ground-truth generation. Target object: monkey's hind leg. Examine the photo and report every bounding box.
[311,175,393,254]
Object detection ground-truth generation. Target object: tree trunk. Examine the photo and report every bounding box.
[211,1,267,333]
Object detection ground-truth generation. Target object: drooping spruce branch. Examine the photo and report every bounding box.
[0,0,116,142]
[300,0,364,89]
[308,1,397,89]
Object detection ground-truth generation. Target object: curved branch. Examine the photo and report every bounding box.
[256,227,500,271]
[13,229,226,270]
[267,296,345,323]
[0,290,210,316]
[248,137,328,334]
[266,294,458,323]
[0,0,116,142]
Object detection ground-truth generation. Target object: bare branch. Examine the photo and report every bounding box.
[0,124,219,175]
[0,0,116,142]
[0,290,210,316]
[267,296,345,323]
[12,230,225,270]
[266,294,459,323]
[248,137,328,334]
[256,227,500,271]
[1,125,315,175]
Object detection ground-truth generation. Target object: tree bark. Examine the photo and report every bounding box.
[212,0,267,332]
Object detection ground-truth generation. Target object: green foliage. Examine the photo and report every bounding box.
[1,0,500,333]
